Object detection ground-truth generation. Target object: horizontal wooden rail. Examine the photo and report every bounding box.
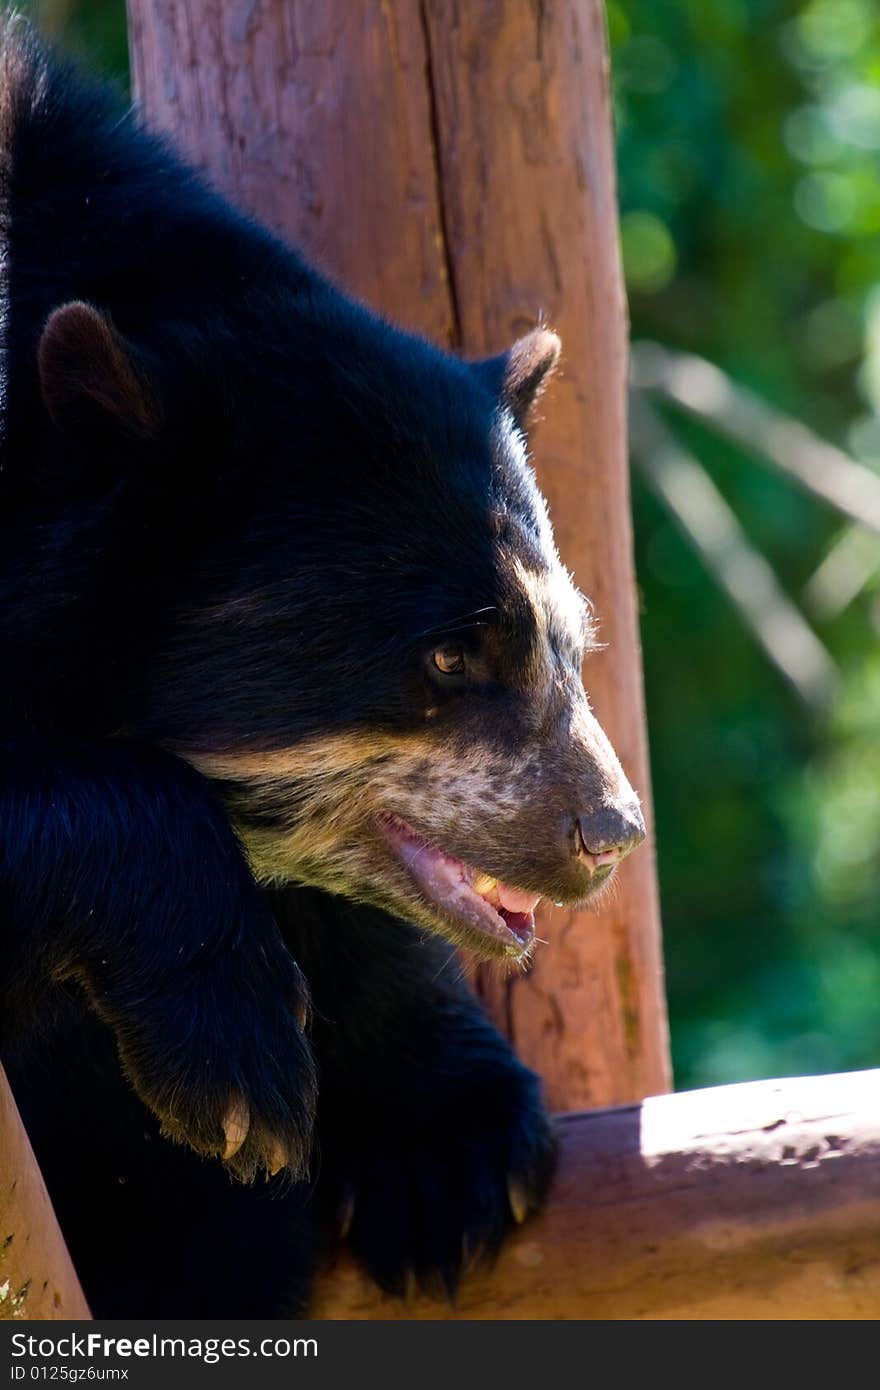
[4,1066,880,1319]
[313,1070,880,1319]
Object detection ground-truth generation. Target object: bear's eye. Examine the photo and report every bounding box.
[432,645,466,676]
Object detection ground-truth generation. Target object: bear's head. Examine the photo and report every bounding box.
[36,291,644,961]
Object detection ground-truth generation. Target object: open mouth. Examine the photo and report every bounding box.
[377,811,541,956]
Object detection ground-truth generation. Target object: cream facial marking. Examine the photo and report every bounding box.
[183,732,552,959]
[507,554,597,711]
[179,692,636,965]
[495,417,597,671]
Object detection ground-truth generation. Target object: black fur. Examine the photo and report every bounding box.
[7,891,553,1314]
[0,738,315,1183]
[0,19,639,1315]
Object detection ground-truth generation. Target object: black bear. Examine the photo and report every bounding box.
[0,17,645,1316]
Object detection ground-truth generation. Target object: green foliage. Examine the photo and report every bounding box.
[613,0,880,1087]
[31,0,880,1091]
[35,0,128,80]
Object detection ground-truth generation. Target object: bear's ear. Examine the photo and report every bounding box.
[38,301,159,438]
[473,327,561,428]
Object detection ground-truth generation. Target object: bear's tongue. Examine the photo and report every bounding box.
[377,813,540,953]
[485,880,543,915]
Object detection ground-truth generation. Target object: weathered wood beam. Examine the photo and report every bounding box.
[313,1070,880,1319]
[5,1061,879,1319]
[0,1066,90,1321]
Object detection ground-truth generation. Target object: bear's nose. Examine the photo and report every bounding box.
[574,803,645,871]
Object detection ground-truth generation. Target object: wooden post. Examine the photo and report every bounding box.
[127,0,670,1110]
[0,1067,90,1321]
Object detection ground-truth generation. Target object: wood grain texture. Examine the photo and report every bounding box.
[127,0,454,343]
[128,0,671,1109]
[312,1070,880,1320]
[0,1067,90,1321]
[418,0,668,1108]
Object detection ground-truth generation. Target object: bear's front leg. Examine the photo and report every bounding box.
[0,738,315,1181]
[272,886,557,1299]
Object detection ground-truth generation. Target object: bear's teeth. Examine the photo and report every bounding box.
[472,873,497,896]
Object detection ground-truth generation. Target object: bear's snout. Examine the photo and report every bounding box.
[574,801,646,867]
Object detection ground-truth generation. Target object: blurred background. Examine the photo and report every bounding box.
[33,0,880,1092]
